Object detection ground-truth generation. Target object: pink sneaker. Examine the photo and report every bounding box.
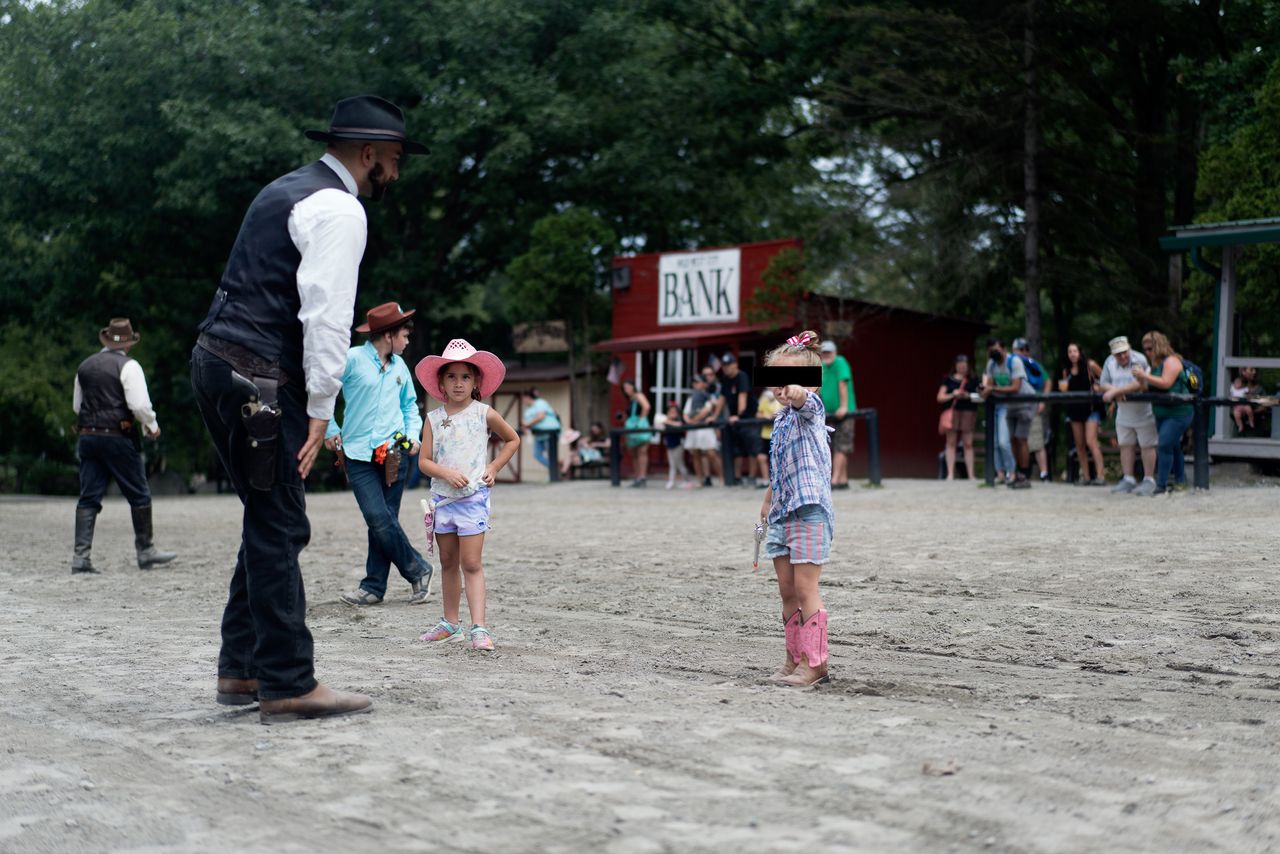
[469,625,495,651]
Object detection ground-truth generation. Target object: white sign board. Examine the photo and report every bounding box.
[657,248,741,325]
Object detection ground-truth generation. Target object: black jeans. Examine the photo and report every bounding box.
[77,434,151,511]
[190,345,316,700]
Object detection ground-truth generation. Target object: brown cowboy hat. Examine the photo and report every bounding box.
[99,318,139,350]
[355,302,416,334]
[304,95,428,154]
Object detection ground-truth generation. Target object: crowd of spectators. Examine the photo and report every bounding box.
[941,330,1218,496]
[608,342,856,490]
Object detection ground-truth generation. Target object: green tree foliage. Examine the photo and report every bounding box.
[503,207,616,424]
[0,0,1276,488]
[790,0,1278,367]
[1189,55,1280,364]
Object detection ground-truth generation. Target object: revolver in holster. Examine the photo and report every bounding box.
[233,370,282,491]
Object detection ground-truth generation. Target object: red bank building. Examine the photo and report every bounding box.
[595,239,988,478]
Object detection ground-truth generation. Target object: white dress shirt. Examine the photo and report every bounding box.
[73,352,160,433]
[291,153,368,421]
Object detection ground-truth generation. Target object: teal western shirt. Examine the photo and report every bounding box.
[325,342,423,462]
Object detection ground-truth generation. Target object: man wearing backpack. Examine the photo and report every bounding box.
[982,338,1035,488]
[1011,338,1051,482]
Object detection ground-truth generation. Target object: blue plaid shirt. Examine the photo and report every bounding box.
[767,391,834,526]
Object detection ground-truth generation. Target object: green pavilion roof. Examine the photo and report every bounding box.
[1160,216,1280,250]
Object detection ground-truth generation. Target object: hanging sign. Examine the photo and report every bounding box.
[513,320,569,353]
[657,248,741,326]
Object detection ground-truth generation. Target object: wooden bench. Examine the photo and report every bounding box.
[569,459,610,480]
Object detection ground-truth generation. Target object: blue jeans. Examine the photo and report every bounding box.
[346,454,431,599]
[77,434,152,511]
[993,404,1015,475]
[531,430,556,469]
[1155,412,1192,490]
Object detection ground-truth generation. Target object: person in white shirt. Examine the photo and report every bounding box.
[191,95,425,723]
[1099,335,1158,495]
[71,317,177,574]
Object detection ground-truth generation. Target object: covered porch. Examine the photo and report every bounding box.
[1161,217,1280,460]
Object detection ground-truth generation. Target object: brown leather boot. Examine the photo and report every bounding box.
[216,677,260,706]
[259,684,373,725]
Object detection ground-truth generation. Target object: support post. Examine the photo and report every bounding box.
[721,422,737,487]
[864,410,881,486]
[984,396,997,486]
[1193,398,1210,490]
[609,429,622,487]
[547,431,559,483]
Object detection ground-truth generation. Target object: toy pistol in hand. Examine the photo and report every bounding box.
[753,519,766,568]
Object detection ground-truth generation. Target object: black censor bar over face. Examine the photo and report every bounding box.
[753,365,823,388]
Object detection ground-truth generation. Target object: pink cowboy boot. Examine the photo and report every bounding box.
[769,611,802,682]
[780,609,829,687]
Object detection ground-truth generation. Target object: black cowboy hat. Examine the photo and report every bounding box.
[305,95,428,154]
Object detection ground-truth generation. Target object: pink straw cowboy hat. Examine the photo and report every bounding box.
[414,338,507,402]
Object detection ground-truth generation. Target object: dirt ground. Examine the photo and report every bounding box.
[1,478,1278,853]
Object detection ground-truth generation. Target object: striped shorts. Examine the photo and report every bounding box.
[764,504,832,565]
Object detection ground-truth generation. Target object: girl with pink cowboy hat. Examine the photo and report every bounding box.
[414,339,519,651]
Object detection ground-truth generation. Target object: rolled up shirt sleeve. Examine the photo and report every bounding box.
[796,391,825,422]
[290,188,367,421]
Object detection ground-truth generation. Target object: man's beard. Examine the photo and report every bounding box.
[369,162,391,202]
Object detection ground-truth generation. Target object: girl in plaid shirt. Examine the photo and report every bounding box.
[758,331,835,687]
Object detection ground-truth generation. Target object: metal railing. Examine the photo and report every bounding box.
[981,391,1245,489]
[608,409,881,487]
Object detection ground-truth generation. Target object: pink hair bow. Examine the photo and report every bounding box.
[786,331,813,347]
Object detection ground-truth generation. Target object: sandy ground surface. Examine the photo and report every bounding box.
[1,478,1278,853]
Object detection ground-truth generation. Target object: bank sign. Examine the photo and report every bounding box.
[657,248,741,326]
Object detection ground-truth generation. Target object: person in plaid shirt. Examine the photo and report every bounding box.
[757,330,835,687]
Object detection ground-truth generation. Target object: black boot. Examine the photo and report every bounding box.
[71,507,99,574]
[132,504,176,569]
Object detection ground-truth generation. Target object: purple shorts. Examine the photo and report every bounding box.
[432,488,490,537]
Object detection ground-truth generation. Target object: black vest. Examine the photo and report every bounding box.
[199,160,352,382]
[77,349,132,431]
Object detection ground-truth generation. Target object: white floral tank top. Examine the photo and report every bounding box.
[428,401,490,498]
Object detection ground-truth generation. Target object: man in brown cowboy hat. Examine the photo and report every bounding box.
[71,318,177,574]
[191,95,426,723]
[323,302,434,607]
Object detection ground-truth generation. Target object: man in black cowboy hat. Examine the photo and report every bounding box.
[72,318,178,574]
[191,95,427,723]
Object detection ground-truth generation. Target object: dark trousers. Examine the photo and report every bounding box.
[346,454,429,599]
[190,345,316,700]
[77,434,151,511]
